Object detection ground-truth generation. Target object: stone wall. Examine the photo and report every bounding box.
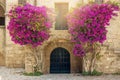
[5,0,26,68]
[0,27,5,66]
[0,53,5,66]
[96,46,120,73]
[0,27,5,53]
[0,0,5,66]
[5,45,25,68]
[95,13,120,73]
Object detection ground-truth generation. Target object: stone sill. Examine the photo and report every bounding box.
[50,30,70,36]
[0,26,5,27]
[50,29,68,33]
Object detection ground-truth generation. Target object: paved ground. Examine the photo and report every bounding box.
[0,67,120,80]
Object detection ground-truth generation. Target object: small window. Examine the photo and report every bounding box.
[55,3,69,30]
[0,6,5,26]
[95,0,103,4]
[18,0,26,5]
[0,17,5,25]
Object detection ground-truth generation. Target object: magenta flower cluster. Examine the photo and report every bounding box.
[73,44,85,57]
[67,3,120,56]
[8,4,54,47]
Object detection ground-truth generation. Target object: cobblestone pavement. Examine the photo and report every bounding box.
[0,67,120,80]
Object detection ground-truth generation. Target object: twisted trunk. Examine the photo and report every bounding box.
[89,43,101,73]
[83,55,89,72]
[83,43,101,73]
[89,51,97,73]
[25,46,42,72]
[32,47,42,72]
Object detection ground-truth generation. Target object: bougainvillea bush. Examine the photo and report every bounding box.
[67,2,120,72]
[8,3,54,72]
[8,3,54,47]
[67,2,120,56]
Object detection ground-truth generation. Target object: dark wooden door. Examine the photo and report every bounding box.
[50,47,70,73]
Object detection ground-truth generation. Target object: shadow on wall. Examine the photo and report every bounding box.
[0,53,5,66]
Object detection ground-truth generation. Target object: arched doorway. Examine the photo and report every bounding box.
[50,47,70,73]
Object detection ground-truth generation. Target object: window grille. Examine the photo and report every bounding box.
[0,17,5,25]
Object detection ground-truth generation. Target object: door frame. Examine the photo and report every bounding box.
[43,42,82,73]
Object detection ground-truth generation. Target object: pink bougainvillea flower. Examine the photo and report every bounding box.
[8,3,54,47]
[67,2,120,56]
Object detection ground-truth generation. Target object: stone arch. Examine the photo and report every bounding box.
[0,2,5,11]
[50,47,70,55]
[42,39,83,73]
[0,5,5,16]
